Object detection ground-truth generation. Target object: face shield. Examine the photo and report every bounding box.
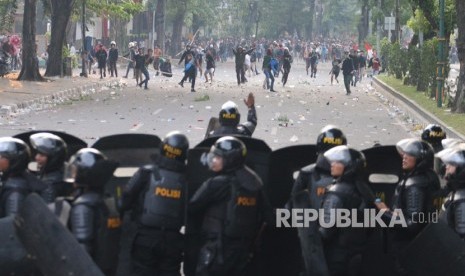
[436,148,465,167]
[30,133,56,153]
[396,138,421,157]
[63,162,78,183]
[323,145,351,166]
[441,138,464,149]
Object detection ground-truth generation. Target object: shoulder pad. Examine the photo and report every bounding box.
[454,189,465,202]
[327,182,354,194]
[74,192,102,207]
[404,175,430,188]
[142,164,155,172]
[300,164,317,174]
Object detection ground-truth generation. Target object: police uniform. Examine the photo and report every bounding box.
[29,132,72,203]
[66,148,119,275]
[120,131,189,276]
[209,101,257,138]
[436,146,465,238]
[291,125,347,276]
[318,146,369,276]
[0,137,46,218]
[386,139,440,275]
[189,136,273,276]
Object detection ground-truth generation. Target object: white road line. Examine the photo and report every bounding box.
[152,109,162,115]
[130,123,144,131]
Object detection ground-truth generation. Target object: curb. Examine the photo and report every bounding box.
[373,77,465,140]
[0,79,121,117]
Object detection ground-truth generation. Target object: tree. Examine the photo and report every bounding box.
[170,0,187,57]
[43,0,142,78]
[0,0,18,33]
[44,0,76,77]
[453,0,465,113]
[18,0,44,81]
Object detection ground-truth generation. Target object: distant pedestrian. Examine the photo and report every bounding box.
[108,41,118,77]
[341,50,355,95]
[138,48,153,90]
[95,43,108,79]
[123,42,136,78]
[282,48,293,87]
[178,52,198,92]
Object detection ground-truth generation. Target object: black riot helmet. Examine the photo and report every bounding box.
[421,124,446,152]
[219,101,241,127]
[316,125,347,154]
[324,145,366,178]
[30,132,67,173]
[0,137,31,176]
[208,136,247,172]
[436,146,465,188]
[161,131,189,163]
[64,148,117,190]
[396,138,434,171]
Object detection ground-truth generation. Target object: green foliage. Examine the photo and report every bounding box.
[407,9,431,33]
[0,0,18,33]
[404,46,420,86]
[87,0,143,20]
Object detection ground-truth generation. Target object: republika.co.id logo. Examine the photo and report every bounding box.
[276,208,439,228]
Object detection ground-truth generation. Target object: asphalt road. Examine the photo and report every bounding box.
[0,59,422,150]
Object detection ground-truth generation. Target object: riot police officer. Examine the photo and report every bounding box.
[290,125,347,276]
[436,145,465,238]
[65,148,119,274]
[319,145,369,276]
[120,131,189,276]
[421,124,447,177]
[29,132,72,203]
[376,138,440,274]
[189,136,273,276]
[0,137,46,217]
[207,93,257,138]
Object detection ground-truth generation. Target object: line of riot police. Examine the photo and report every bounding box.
[1,100,465,276]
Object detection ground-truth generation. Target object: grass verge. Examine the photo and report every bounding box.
[377,75,465,137]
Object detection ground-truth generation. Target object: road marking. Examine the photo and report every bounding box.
[130,123,144,131]
[152,109,162,115]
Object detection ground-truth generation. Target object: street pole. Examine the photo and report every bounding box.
[437,0,445,107]
[81,0,87,77]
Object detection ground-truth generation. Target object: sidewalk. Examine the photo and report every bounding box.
[0,68,121,116]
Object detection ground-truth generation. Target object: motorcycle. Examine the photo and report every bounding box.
[0,50,11,77]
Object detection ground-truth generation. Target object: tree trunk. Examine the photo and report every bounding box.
[170,0,186,57]
[44,0,74,77]
[453,0,465,113]
[155,0,166,54]
[305,0,315,40]
[17,0,44,81]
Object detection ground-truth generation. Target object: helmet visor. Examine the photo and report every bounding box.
[436,148,465,166]
[324,145,350,166]
[30,133,57,152]
[396,138,421,156]
[63,162,78,183]
[441,138,464,149]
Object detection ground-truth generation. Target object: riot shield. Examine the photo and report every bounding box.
[0,216,35,274]
[185,136,272,276]
[360,145,402,276]
[398,220,465,275]
[362,145,402,206]
[91,133,161,276]
[259,144,317,276]
[14,130,87,157]
[204,117,220,139]
[15,193,104,276]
